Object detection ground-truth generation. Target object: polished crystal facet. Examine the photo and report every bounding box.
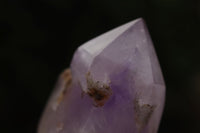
[38,18,165,133]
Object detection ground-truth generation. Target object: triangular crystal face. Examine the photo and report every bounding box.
[80,19,140,59]
[38,18,165,133]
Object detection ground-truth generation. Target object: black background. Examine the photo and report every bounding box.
[1,0,200,133]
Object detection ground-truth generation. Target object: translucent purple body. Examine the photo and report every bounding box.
[38,18,165,133]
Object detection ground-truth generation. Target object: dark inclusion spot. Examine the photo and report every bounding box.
[86,72,112,107]
[134,99,156,132]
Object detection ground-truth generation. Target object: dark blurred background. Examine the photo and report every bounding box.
[0,0,200,133]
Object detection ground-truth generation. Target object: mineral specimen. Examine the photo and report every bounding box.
[38,18,165,133]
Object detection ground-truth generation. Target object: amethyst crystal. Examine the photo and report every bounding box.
[38,18,165,133]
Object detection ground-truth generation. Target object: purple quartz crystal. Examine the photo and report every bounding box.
[38,18,165,133]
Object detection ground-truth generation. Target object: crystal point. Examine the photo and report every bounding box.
[38,18,165,133]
